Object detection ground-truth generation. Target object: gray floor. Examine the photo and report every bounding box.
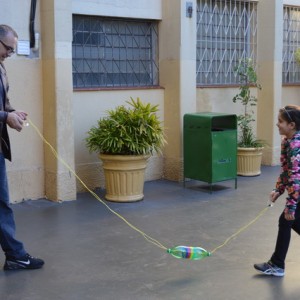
[1,166,300,300]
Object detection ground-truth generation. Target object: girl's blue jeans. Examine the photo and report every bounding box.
[0,153,26,259]
[271,204,300,269]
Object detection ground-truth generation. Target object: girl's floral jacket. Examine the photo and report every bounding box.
[275,132,300,216]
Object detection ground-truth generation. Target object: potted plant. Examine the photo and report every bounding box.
[295,48,300,66]
[86,97,165,202]
[233,58,265,176]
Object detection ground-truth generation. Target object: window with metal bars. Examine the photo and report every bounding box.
[196,0,258,86]
[283,6,300,84]
[72,15,159,89]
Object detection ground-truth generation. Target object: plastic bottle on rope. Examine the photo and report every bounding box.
[167,246,211,260]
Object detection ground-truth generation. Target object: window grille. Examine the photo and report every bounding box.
[196,0,258,86]
[283,6,300,84]
[72,15,159,88]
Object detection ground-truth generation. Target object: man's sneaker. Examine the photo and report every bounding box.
[4,254,44,270]
[254,261,285,277]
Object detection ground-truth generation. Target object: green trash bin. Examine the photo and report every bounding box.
[183,112,237,191]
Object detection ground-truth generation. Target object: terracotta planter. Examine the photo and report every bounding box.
[237,147,264,176]
[99,154,150,202]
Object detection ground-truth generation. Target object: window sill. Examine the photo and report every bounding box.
[73,86,164,92]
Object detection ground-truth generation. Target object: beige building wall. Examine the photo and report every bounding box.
[0,0,44,203]
[72,0,162,19]
[256,0,283,166]
[71,0,165,191]
[160,0,197,181]
[282,87,300,107]
[0,0,165,202]
[41,0,77,202]
[196,0,300,167]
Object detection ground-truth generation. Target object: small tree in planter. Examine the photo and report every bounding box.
[233,58,264,147]
[86,97,166,202]
[232,58,265,176]
[295,48,300,66]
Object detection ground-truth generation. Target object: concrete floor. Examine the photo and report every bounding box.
[1,166,300,300]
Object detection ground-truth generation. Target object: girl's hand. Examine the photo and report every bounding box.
[284,212,295,221]
[270,190,280,203]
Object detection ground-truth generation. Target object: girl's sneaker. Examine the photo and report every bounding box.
[254,261,285,277]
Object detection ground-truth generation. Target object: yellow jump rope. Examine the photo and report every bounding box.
[27,118,271,260]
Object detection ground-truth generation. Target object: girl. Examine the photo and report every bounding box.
[254,105,300,277]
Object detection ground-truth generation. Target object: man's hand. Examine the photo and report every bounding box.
[6,111,26,132]
[13,110,28,120]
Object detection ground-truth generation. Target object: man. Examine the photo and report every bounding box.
[0,24,44,270]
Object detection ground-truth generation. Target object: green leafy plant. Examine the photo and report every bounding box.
[233,58,265,148]
[86,97,166,155]
[295,48,300,66]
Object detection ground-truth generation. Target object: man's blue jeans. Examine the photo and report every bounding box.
[0,153,26,258]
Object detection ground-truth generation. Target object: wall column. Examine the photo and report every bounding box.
[257,0,283,165]
[160,0,197,181]
[40,0,76,201]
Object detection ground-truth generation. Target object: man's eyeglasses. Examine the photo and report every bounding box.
[0,40,15,54]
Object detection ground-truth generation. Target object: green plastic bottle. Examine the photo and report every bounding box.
[167,246,211,260]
